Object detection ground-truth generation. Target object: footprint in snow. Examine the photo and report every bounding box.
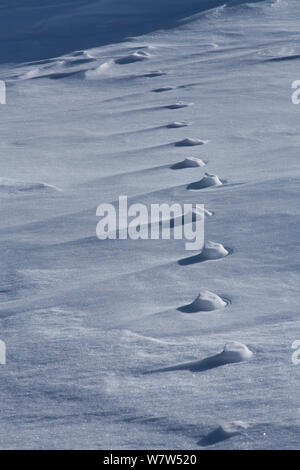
[152,86,175,93]
[165,102,193,110]
[175,138,208,147]
[198,421,249,447]
[143,71,166,78]
[166,122,189,129]
[187,173,223,190]
[178,241,230,265]
[115,51,151,65]
[146,342,253,374]
[171,157,206,169]
[178,290,228,313]
[0,177,59,193]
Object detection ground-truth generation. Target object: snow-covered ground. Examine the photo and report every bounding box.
[0,0,300,449]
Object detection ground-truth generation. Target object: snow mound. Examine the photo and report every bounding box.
[175,138,207,147]
[171,157,206,169]
[187,173,223,190]
[201,241,229,260]
[180,290,227,313]
[199,421,249,446]
[167,122,189,129]
[115,51,151,65]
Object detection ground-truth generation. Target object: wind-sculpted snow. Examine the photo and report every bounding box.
[171,157,206,169]
[0,0,299,451]
[147,342,253,373]
[187,173,223,190]
[178,290,228,313]
[199,421,249,446]
[0,178,59,193]
[178,241,229,265]
[167,122,190,129]
[0,0,265,63]
[175,138,208,147]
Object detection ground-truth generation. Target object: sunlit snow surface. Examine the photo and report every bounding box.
[0,0,300,449]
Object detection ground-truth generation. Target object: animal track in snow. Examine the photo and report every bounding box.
[115,51,151,65]
[187,173,223,190]
[198,421,249,446]
[35,70,83,80]
[178,290,227,313]
[65,57,95,67]
[171,157,206,169]
[147,342,253,374]
[143,71,166,78]
[146,206,211,231]
[200,241,229,260]
[152,86,175,93]
[165,102,193,110]
[166,122,189,129]
[175,138,207,147]
[0,178,59,193]
[191,207,213,220]
[178,241,229,265]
